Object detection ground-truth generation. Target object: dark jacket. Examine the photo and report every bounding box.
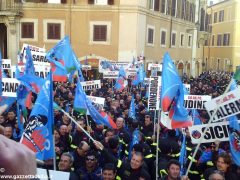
[204,167,238,180]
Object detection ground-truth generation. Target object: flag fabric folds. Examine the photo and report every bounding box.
[128,129,140,160]
[16,49,45,94]
[74,78,117,129]
[24,46,35,75]
[132,64,146,86]
[228,79,240,166]
[73,79,87,114]
[160,52,192,129]
[179,132,186,176]
[46,36,80,82]
[114,66,127,91]
[128,95,136,120]
[0,96,16,115]
[21,73,54,160]
[192,109,202,125]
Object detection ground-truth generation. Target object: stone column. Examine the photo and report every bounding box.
[7,16,19,64]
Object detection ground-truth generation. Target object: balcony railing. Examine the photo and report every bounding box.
[0,0,23,14]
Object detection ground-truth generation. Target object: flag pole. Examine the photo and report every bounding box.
[59,108,102,150]
[156,110,161,179]
[185,78,234,176]
[49,69,57,171]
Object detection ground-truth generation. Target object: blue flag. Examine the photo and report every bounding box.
[179,132,186,176]
[160,53,192,129]
[46,36,79,82]
[21,73,54,160]
[228,79,240,166]
[73,79,87,114]
[114,66,127,91]
[192,109,202,125]
[128,95,136,119]
[0,96,16,115]
[74,79,117,129]
[132,64,146,86]
[24,46,35,75]
[128,129,140,160]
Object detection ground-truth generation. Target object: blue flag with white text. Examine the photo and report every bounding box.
[228,79,240,166]
[21,73,54,160]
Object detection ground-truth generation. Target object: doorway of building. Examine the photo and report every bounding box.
[0,23,7,58]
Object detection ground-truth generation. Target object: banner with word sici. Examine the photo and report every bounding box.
[189,120,240,144]
[205,87,240,122]
[184,95,212,110]
[148,76,161,111]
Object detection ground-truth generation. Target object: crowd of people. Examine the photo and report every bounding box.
[0,70,239,180]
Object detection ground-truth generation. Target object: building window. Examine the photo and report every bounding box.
[180,33,184,47]
[148,29,154,44]
[160,29,167,46]
[160,0,166,14]
[171,32,176,47]
[93,25,107,41]
[88,0,113,5]
[217,34,222,46]
[90,21,111,45]
[147,26,155,46]
[188,35,192,47]
[149,0,154,10]
[223,33,230,46]
[154,0,160,11]
[212,35,215,46]
[43,19,64,42]
[214,12,217,23]
[20,19,38,41]
[21,22,34,39]
[47,23,61,40]
[181,0,186,19]
[219,10,224,22]
[171,0,176,17]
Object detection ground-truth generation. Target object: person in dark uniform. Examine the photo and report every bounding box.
[204,152,238,180]
[94,140,151,180]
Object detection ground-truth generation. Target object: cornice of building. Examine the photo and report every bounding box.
[22,3,195,29]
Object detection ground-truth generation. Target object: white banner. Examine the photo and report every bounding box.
[205,88,240,122]
[21,51,49,66]
[11,65,50,79]
[147,63,162,71]
[103,71,119,79]
[189,120,240,144]
[2,59,11,69]
[99,60,129,73]
[184,95,212,109]
[148,76,161,111]
[87,96,105,106]
[81,65,91,70]
[80,80,101,90]
[126,68,137,79]
[21,43,46,53]
[2,78,20,97]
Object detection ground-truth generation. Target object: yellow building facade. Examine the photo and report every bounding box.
[1,0,211,77]
[205,0,240,72]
